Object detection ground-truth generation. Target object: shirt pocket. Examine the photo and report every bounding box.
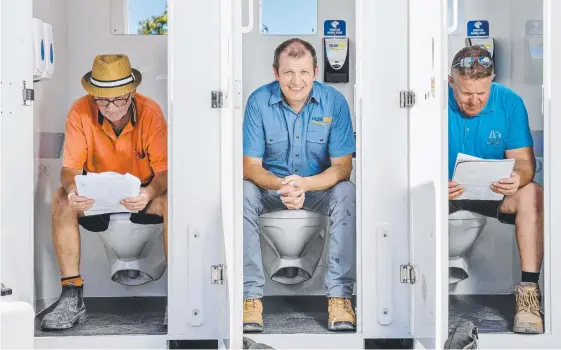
[306,128,329,163]
[264,131,289,162]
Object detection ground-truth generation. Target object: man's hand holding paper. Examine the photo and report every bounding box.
[451,153,516,201]
[491,171,521,196]
[75,172,142,216]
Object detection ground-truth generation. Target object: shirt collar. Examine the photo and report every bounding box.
[268,81,321,106]
[448,83,496,116]
[97,98,138,126]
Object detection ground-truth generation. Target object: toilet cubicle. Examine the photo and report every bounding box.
[214,0,448,348]
[444,0,561,348]
[0,0,229,348]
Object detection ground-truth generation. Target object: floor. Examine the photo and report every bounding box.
[257,295,357,334]
[449,295,516,333]
[35,297,167,337]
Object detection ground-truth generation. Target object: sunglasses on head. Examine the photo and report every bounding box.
[452,56,493,69]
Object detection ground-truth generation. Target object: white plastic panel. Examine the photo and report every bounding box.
[168,0,224,340]
[409,0,445,347]
[359,0,411,339]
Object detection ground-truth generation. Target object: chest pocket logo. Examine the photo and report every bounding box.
[311,116,332,126]
[487,129,503,146]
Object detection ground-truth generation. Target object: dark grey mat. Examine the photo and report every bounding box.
[256,296,356,334]
[35,297,167,337]
[449,295,515,334]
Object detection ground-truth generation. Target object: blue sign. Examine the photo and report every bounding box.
[324,20,346,36]
[467,20,489,37]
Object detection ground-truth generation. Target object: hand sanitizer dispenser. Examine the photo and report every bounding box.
[42,22,55,79]
[32,18,46,80]
[323,37,349,83]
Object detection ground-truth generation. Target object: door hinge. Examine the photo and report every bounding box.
[211,264,224,284]
[23,81,34,106]
[400,90,415,108]
[400,264,416,284]
[211,90,223,108]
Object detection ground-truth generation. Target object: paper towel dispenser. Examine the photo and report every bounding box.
[32,18,55,81]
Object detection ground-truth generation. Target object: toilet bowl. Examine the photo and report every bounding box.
[448,210,487,284]
[96,213,167,286]
[259,210,329,285]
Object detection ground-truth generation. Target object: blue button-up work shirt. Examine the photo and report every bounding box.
[448,82,534,179]
[243,81,355,177]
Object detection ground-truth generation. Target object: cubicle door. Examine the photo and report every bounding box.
[218,0,245,348]
[408,0,447,348]
[0,0,35,307]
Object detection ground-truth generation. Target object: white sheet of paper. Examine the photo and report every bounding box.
[75,172,141,216]
[452,153,515,201]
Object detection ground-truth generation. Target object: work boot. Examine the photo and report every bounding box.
[243,298,264,332]
[41,285,86,330]
[444,321,479,349]
[513,282,543,334]
[328,297,356,331]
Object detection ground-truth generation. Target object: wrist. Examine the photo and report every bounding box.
[67,190,77,200]
[302,177,312,192]
[143,186,157,201]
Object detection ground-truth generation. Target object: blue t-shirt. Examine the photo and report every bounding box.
[448,82,534,179]
[243,81,355,177]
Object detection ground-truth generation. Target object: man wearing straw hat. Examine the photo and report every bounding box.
[40,54,168,330]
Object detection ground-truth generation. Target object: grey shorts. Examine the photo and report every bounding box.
[449,199,516,225]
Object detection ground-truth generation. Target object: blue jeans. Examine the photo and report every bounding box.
[243,180,356,299]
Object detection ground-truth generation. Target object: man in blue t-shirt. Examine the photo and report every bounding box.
[448,46,543,334]
[242,38,356,333]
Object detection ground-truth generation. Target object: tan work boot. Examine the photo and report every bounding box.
[243,298,264,333]
[328,297,356,331]
[513,282,543,334]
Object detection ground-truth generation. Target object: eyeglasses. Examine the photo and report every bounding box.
[93,93,131,108]
[452,56,493,69]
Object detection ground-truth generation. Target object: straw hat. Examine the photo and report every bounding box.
[81,54,142,98]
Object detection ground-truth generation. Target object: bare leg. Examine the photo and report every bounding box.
[500,182,544,272]
[51,187,82,278]
[145,192,168,259]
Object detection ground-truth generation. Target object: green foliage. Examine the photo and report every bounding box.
[137,8,167,35]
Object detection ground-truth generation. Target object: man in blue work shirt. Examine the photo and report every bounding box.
[448,46,544,334]
[242,38,356,333]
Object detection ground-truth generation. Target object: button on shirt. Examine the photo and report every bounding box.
[243,81,355,177]
[448,83,534,179]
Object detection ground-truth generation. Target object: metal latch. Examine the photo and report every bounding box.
[212,264,224,284]
[23,81,34,106]
[400,264,416,284]
[211,91,223,108]
[400,90,415,108]
[1,283,12,296]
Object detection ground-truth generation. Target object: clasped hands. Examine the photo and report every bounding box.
[448,171,521,199]
[277,175,309,210]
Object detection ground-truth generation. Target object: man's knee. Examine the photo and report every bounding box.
[147,192,167,216]
[331,181,356,203]
[243,180,262,212]
[52,187,72,215]
[520,182,543,211]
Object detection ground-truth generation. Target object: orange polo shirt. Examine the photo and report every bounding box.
[62,93,167,185]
